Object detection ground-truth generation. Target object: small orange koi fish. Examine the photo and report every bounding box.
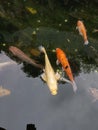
[76,20,89,45]
[56,48,77,92]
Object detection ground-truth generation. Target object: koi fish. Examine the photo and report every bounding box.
[0,86,11,97]
[26,7,37,14]
[56,48,77,92]
[39,46,60,95]
[9,46,44,69]
[76,20,89,45]
[89,87,98,102]
[39,46,72,95]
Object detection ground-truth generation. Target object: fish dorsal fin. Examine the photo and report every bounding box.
[41,73,47,82]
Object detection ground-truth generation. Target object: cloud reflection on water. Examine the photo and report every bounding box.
[0,50,98,130]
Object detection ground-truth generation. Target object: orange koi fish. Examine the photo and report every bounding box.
[76,20,89,45]
[56,48,77,92]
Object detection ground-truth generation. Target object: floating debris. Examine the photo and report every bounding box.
[26,7,37,14]
[52,49,56,52]
[37,20,41,23]
[89,87,98,102]
[64,19,68,22]
[32,31,36,35]
[2,43,6,46]
[0,86,11,97]
[59,24,62,26]
[67,38,70,43]
[36,28,39,31]
[75,49,78,52]
[30,48,40,56]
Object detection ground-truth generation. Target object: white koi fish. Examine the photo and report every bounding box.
[39,46,71,95]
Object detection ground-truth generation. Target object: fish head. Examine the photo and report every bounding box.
[56,48,62,61]
[56,48,61,54]
[77,20,81,25]
[77,20,84,27]
[9,46,17,55]
[38,46,46,54]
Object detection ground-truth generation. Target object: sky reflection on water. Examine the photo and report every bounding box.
[0,50,98,130]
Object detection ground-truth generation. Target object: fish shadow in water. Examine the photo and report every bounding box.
[21,62,43,78]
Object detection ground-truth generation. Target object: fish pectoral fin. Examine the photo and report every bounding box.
[60,77,72,84]
[41,73,47,82]
[55,72,61,80]
[56,60,60,65]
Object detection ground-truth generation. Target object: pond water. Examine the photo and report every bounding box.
[0,19,98,130]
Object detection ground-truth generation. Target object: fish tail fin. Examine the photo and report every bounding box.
[72,80,77,93]
[84,40,89,45]
[38,45,46,54]
[60,77,72,84]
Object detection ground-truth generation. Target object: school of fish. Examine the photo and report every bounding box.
[1,20,97,97]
